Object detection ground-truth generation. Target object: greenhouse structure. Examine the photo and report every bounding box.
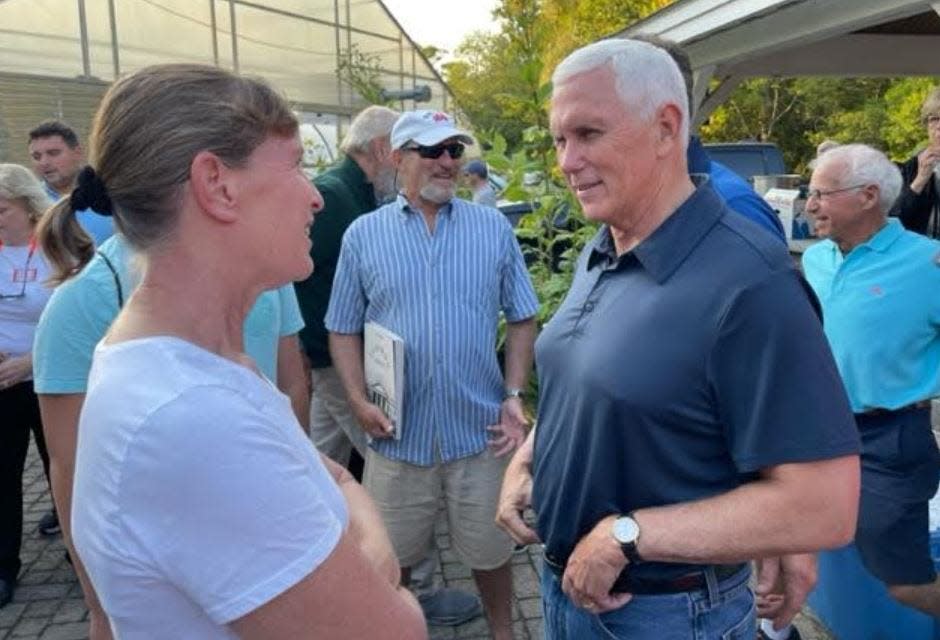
[0,0,456,167]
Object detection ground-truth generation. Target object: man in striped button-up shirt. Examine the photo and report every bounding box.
[326,110,538,640]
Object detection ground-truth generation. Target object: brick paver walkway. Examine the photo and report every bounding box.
[4,442,833,639]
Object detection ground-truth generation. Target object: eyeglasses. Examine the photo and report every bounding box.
[806,184,867,201]
[924,114,940,128]
[402,142,465,160]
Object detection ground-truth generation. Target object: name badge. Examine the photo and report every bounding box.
[12,268,37,283]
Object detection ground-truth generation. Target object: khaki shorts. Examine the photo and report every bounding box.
[363,447,513,571]
[309,366,368,466]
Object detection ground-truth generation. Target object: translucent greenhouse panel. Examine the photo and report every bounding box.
[232,3,340,106]
[349,31,402,75]
[0,0,85,78]
[115,0,216,74]
[260,0,337,23]
[0,0,457,142]
[84,0,117,81]
[213,0,235,70]
[297,111,340,175]
[427,80,449,113]
[0,74,106,165]
[347,0,401,39]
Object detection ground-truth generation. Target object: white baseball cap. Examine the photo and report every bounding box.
[390,110,474,150]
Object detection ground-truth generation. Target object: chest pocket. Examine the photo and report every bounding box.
[453,245,503,315]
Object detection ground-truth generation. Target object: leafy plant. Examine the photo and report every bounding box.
[479,83,598,406]
[337,44,391,106]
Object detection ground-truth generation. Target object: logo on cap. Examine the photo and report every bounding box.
[431,112,449,122]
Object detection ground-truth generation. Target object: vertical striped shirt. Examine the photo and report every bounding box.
[325,195,539,465]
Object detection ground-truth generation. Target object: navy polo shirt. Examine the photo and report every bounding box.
[531,180,859,580]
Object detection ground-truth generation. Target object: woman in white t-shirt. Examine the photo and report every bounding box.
[0,164,53,608]
[57,65,426,638]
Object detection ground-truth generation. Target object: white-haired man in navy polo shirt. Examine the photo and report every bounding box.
[496,38,862,640]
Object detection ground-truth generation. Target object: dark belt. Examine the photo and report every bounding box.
[854,400,931,419]
[543,552,746,595]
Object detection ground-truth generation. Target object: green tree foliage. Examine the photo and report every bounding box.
[443,0,669,147]
[882,78,938,159]
[540,0,671,73]
[701,77,940,171]
[443,1,548,148]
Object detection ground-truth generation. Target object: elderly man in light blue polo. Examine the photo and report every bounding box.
[326,109,539,640]
[803,143,940,618]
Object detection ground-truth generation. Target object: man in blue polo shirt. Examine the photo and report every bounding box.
[496,38,861,640]
[803,143,940,617]
[28,121,113,246]
[635,37,786,244]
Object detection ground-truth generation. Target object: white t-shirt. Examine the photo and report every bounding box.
[73,337,347,638]
[0,244,52,358]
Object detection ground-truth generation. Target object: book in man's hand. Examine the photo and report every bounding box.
[363,321,405,439]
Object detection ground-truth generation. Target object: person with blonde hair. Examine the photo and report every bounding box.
[53,63,425,638]
[0,163,53,608]
[890,86,940,238]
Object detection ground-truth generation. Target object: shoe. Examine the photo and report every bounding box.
[38,509,60,536]
[0,578,13,608]
[419,587,483,626]
[757,626,802,640]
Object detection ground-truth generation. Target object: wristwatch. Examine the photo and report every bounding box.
[611,513,642,563]
[503,387,523,400]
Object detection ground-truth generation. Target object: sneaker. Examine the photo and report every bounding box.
[38,510,60,536]
[757,626,803,640]
[419,587,483,626]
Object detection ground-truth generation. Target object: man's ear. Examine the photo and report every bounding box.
[190,150,239,223]
[860,184,881,212]
[653,103,684,156]
[371,137,391,162]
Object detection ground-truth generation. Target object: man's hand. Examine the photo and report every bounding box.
[350,398,394,439]
[487,397,528,457]
[562,515,632,614]
[0,355,31,390]
[495,432,540,546]
[755,553,817,630]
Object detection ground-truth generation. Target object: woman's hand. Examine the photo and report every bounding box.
[912,146,940,193]
[0,354,31,389]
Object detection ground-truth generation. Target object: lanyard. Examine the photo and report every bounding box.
[0,236,37,259]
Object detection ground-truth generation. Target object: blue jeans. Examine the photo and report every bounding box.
[540,559,755,640]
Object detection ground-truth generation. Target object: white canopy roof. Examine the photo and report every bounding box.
[619,0,940,124]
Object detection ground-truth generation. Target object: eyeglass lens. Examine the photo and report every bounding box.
[414,143,465,159]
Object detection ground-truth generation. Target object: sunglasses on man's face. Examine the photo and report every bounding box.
[403,142,465,160]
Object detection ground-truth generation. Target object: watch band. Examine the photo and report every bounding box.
[503,387,523,400]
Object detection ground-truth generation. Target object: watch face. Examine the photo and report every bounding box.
[613,517,640,544]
